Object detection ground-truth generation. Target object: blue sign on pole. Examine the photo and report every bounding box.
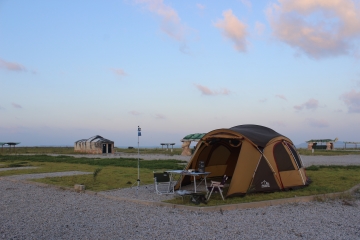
[138,126,141,136]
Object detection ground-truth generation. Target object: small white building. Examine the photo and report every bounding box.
[74,135,114,154]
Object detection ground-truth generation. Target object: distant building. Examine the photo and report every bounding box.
[306,138,338,150]
[74,135,114,154]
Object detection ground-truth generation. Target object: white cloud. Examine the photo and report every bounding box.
[155,113,166,119]
[135,0,187,42]
[306,118,329,128]
[12,103,22,109]
[240,0,251,9]
[259,98,267,103]
[214,9,248,52]
[110,68,127,77]
[194,84,231,96]
[294,98,319,110]
[340,90,360,113]
[0,58,26,72]
[276,94,287,101]
[267,0,360,58]
[129,111,141,116]
[196,3,205,10]
[255,21,266,36]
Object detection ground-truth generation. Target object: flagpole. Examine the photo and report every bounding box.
[136,126,141,195]
[137,126,140,186]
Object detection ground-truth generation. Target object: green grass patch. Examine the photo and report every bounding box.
[0,161,95,177]
[166,165,360,206]
[0,155,186,191]
[115,147,183,155]
[1,147,80,154]
[297,148,360,156]
[1,147,184,156]
[0,161,31,168]
[0,155,186,170]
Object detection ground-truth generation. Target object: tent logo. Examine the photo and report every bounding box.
[261,180,270,188]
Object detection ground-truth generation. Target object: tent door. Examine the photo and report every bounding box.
[251,156,280,192]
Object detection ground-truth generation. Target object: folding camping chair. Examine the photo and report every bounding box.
[153,172,175,195]
[205,175,228,201]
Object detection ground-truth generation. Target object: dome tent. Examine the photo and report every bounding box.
[177,124,311,197]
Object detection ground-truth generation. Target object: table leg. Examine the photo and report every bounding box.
[204,176,208,192]
[193,176,197,193]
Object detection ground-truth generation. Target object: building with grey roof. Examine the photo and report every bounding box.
[74,135,114,154]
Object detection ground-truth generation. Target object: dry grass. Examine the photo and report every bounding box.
[1,146,184,156]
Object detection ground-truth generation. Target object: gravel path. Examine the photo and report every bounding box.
[1,179,359,239]
[1,155,360,239]
[300,155,360,167]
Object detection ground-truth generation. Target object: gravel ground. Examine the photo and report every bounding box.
[1,179,359,240]
[1,155,360,239]
[300,155,360,167]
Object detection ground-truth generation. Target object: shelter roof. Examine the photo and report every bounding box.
[306,139,336,143]
[181,133,206,142]
[228,125,284,148]
[0,142,21,146]
[75,135,113,144]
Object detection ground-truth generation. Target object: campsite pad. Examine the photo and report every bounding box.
[101,182,210,202]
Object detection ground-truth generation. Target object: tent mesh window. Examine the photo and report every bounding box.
[273,143,295,171]
[284,142,303,168]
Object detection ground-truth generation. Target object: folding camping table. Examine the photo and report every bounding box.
[165,170,211,193]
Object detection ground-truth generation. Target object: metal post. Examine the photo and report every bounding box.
[137,127,140,186]
[136,126,141,196]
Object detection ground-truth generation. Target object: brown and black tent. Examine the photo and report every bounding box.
[178,124,311,197]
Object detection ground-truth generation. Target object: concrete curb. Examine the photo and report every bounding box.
[1,176,359,212]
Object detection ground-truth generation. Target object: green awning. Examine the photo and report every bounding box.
[0,142,21,146]
[181,133,206,141]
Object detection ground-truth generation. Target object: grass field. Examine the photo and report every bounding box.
[2,146,360,156]
[1,147,184,155]
[1,154,360,207]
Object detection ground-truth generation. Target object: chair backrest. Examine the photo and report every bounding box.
[221,175,228,185]
[154,172,170,182]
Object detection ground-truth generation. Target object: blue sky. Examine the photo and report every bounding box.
[1,0,360,147]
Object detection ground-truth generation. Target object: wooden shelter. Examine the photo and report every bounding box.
[74,135,114,154]
[306,138,338,150]
[0,142,20,152]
